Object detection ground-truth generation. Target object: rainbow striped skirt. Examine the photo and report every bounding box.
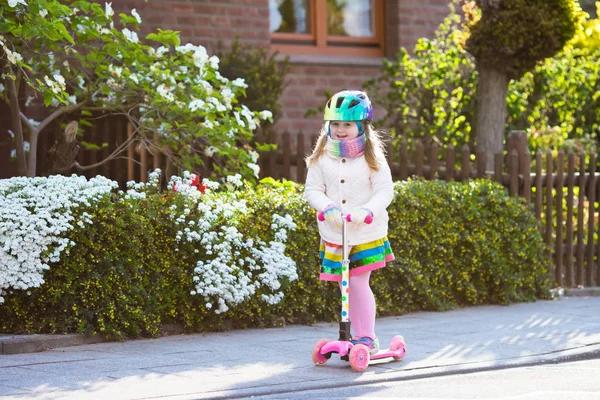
[319,237,395,281]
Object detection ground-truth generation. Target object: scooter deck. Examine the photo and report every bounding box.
[370,348,406,360]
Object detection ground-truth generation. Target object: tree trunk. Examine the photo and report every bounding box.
[27,130,39,177]
[6,77,27,176]
[476,66,508,171]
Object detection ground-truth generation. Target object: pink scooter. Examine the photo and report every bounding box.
[312,211,407,372]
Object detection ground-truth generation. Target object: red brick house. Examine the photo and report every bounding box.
[1,0,451,178]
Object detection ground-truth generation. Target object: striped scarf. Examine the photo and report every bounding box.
[326,134,366,158]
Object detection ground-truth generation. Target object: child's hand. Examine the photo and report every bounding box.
[321,204,343,227]
[347,208,373,225]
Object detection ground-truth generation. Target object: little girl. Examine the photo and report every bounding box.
[304,90,395,355]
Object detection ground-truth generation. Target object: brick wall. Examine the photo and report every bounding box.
[111,0,271,52]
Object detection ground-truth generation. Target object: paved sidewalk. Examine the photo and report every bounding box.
[1,296,600,399]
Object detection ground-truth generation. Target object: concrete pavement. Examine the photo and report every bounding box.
[1,296,599,399]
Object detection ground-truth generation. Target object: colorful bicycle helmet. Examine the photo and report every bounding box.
[323,90,373,122]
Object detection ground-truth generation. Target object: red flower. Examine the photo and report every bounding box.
[190,174,200,187]
[172,174,208,194]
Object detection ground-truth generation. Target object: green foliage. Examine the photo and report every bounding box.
[572,2,600,50]
[1,1,271,179]
[466,0,578,79]
[0,179,551,337]
[367,1,598,159]
[385,179,551,311]
[215,38,290,132]
[364,3,477,155]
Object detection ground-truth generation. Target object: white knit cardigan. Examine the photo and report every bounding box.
[304,150,394,246]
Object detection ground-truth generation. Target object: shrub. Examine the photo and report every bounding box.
[0,175,551,337]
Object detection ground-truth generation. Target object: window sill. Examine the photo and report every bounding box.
[274,52,384,67]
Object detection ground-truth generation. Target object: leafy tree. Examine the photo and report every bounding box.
[464,0,578,169]
[365,3,478,156]
[0,0,271,179]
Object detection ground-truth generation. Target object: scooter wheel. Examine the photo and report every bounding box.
[389,335,406,361]
[312,338,330,365]
[349,344,370,372]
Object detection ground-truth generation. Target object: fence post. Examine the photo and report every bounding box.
[415,140,424,178]
[127,122,135,182]
[446,144,455,181]
[576,152,585,286]
[534,150,543,224]
[296,132,306,183]
[476,147,486,178]
[509,149,518,196]
[282,131,291,180]
[566,151,575,287]
[555,150,565,287]
[586,152,596,286]
[400,137,408,180]
[545,150,553,279]
[493,153,503,183]
[461,144,470,181]
[429,142,438,180]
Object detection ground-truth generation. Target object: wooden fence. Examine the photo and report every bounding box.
[12,119,600,289]
[256,129,599,289]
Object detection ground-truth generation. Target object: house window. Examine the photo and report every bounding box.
[269,0,385,57]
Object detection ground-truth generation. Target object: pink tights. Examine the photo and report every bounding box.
[339,271,376,340]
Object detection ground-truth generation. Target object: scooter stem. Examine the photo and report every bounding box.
[340,215,351,333]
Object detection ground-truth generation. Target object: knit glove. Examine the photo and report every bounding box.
[347,207,374,225]
[321,204,343,227]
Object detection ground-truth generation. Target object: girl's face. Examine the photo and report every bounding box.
[329,121,361,141]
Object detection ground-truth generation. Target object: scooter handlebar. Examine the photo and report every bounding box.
[345,213,373,225]
[317,211,373,225]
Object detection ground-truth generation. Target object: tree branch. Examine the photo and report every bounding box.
[67,128,140,172]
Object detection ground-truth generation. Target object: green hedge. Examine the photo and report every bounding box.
[0,179,551,338]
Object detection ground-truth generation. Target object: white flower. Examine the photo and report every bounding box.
[0,175,117,299]
[53,74,66,91]
[156,46,169,57]
[8,0,27,7]
[248,163,260,178]
[204,146,217,157]
[189,99,205,112]
[259,110,273,120]
[231,78,248,88]
[122,28,139,44]
[192,47,209,69]
[131,9,142,24]
[105,2,114,18]
[157,84,175,102]
[209,55,219,69]
[109,64,122,78]
[39,9,48,17]
[226,174,243,187]
[129,73,139,85]
[4,48,23,65]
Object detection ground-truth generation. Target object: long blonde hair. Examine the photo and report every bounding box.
[305,122,387,171]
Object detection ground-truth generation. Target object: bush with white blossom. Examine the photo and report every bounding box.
[0,174,117,304]
[153,170,298,314]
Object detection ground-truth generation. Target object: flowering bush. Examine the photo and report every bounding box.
[1,0,271,179]
[0,175,116,304]
[129,170,298,314]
